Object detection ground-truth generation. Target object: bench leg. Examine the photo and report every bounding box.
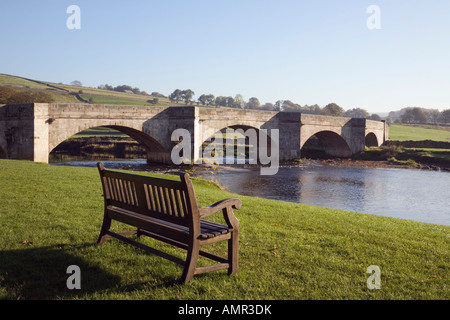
[228,229,239,275]
[97,212,112,245]
[180,240,200,284]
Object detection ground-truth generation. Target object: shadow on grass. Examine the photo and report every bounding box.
[0,243,184,300]
[0,244,120,299]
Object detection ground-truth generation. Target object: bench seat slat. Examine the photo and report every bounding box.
[107,207,230,241]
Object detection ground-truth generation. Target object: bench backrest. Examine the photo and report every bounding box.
[97,163,199,227]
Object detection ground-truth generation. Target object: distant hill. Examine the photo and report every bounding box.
[0,73,173,106]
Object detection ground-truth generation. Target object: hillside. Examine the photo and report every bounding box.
[0,73,173,106]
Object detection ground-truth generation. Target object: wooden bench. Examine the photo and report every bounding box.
[96,162,241,283]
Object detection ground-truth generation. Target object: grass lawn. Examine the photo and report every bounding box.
[389,124,450,142]
[0,160,448,300]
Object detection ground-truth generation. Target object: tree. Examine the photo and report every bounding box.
[320,103,344,117]
[368,114,381,121]
[181,89,195,104]
[301,104,321,114]
[169,89,182,103]
[113,85,134,93]
[205,94,215,106]
[70,80,82,86]
[198,94,208,106]
[261,102,274,111]
[439,109,450,123]
[426,109,440,124]
[281,100,300,111]
[131,87,141,94]
[413,108,428,123]
[234,94,246,109]
[246,97,260,109]
[274,100,284,111]
[225,96,235,108]
[215,96,227,107]
[198,94,215,106]
[400,107,414,123]
[401,107,428,124]
[98,84,114,91]
[151,92,165,98]
[343,108,369,118]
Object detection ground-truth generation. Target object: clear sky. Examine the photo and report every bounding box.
[1,0,449,114]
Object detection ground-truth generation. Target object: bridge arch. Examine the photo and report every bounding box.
[201,124,276,164]
[301,130,352,158]
[49,125,168,163]
[365,132,379,147]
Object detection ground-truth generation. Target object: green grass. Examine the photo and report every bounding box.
[389,124,450,142]
[0,74,49,89]
[0,160,448,300]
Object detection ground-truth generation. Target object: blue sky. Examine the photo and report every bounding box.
[1,0,449,114]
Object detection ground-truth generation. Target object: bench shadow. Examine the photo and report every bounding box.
[0,243,188,300]
[0,243,122,300]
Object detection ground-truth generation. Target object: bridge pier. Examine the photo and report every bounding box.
[0,103,50,163]
[277,112,302,161]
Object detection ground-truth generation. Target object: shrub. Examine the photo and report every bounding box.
[380,145,403,159]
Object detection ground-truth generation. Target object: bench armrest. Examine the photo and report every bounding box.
[199,198,241,228]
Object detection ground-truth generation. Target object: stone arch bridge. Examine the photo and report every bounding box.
[0,103,388,164]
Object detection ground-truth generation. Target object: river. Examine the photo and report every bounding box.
[53,159,450,226]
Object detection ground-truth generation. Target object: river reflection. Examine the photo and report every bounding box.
[53,159,450,226]
[200,165,450,226]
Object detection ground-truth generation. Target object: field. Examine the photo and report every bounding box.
[389,124,450,142]
[0,160,448,300]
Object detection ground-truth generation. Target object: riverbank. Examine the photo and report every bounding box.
[314,158,450,172]
[351,144,450,172]
[0,159,448,300]
[302,143,450,172]
[49,136,450,172]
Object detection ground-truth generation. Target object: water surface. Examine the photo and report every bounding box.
[54,159,450,226]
